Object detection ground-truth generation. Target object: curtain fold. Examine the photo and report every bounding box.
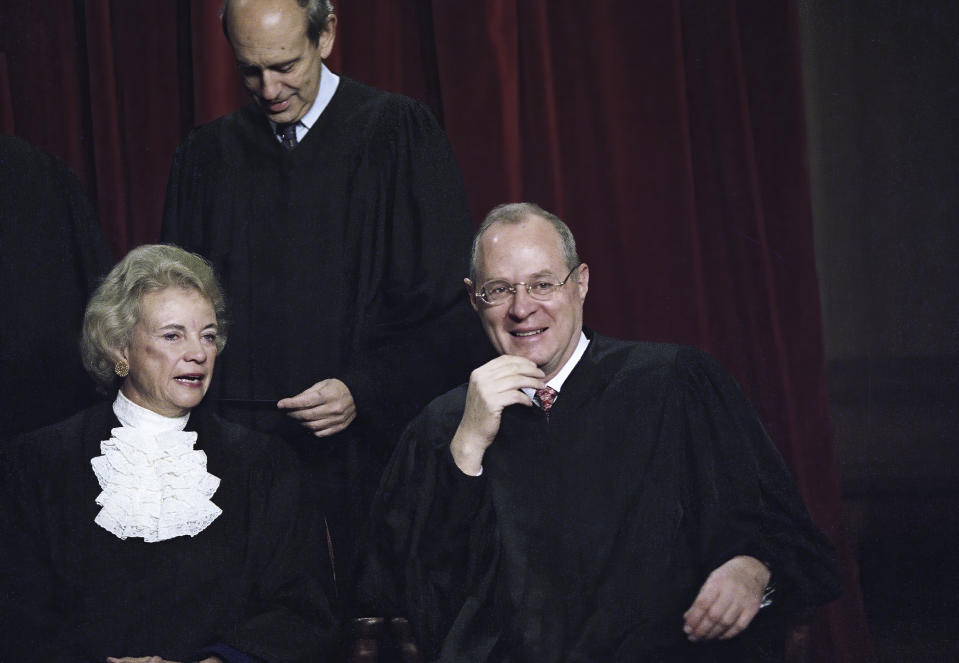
[433,0,526,203]
[0,1,872,659]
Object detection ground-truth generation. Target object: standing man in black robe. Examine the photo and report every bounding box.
[161,0,487,603]
[360,203,842,661]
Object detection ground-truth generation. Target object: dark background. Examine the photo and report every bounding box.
[801,1,959,660]
[2,1,956,660]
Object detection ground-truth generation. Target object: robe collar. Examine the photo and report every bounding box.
[521,330,590,402]
[266,63,340,144]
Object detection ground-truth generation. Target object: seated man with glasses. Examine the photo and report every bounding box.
[359,202,841,662]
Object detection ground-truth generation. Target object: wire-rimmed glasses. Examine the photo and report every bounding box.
[474,264,582,305]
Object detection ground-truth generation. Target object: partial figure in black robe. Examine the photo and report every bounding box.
[0,134,113,439]
[361,333,841,662]
[161,3,489,594]
[0,400,337,662]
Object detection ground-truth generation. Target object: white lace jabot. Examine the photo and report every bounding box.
[90,391,222,542]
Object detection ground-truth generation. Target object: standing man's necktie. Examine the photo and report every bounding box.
[276,123,298,150]
[534,386,558,420]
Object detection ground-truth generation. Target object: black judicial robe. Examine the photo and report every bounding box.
[161,78,491,585]
[0,401,337,662]
[361,333,842,662]
[0,134,113,439]
[161,77,485,449]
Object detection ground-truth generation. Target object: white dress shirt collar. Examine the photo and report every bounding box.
[522,330,590,401]
[269,63,340,143]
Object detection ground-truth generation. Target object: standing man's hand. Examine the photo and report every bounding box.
[683,555,771,641]
[278,378,357,437]
[449,355,545,475]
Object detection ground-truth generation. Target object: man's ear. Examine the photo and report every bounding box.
[319,15,337,58]
[576,263,589,302]
[464,278,479,312]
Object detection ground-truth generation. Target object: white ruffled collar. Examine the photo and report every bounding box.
[89,392,222,542]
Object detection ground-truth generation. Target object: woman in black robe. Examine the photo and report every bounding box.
[0,244,337,662]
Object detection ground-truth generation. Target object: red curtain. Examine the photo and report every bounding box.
[1,1,872,659]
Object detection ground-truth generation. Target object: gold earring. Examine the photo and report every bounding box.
[114,360,129,378]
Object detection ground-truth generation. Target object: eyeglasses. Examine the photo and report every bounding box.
[474,264,582,305]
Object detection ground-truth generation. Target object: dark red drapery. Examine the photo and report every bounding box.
[1,1,872,659]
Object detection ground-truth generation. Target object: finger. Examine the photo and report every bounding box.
[489,365,546,383]
[470,384,538,415]
[477,355,545,381]
[682,604,705,635]
[701,601,739,640]
[705,584,740,633]
[684,614,707,640]
[719,603,758,640]
[683,582,717,626]
[487,377,546,399]
[302,412,355,433]
[685,605,719,640]
[313,419,352,437]
[284,400,352,422]
[702,578,760,640]
[484,364,549,390]
[511,386,539,403]
[488,359,546,381]
[684,611,715,641]
[684,586,722,639]
[488,353,542,370]
[277,389,325,410]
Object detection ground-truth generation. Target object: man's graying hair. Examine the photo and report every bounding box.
[220,0,335,47]
[469,202,581,282]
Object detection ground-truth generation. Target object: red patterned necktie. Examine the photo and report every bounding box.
[276,123,298,150]
[534,386,558,420]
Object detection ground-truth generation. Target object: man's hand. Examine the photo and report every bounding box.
[450,355,545,475]
[277,378,357,437]
[682,555,771,642]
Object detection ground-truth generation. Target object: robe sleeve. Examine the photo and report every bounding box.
[224,438,340,661]
[675,347,842,614]
[0,136,113,439]
[337,99,492,455]
[159,127,207,251]
[0,439,86,661]
[566,347,842,660]
[356,398,499,659]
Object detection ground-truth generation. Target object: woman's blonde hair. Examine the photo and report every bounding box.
[81,244,228,391]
